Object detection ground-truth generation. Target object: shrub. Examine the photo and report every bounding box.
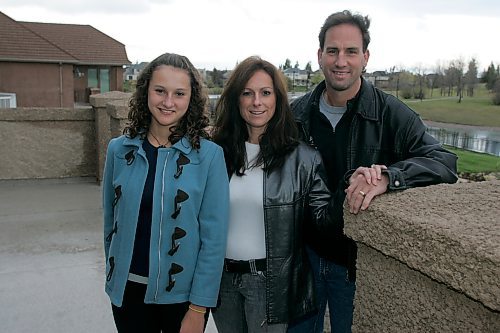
[401,89,412,99]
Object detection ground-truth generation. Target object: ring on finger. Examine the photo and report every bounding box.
[359,190,366,197]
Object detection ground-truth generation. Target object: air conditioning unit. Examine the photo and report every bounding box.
[0,93,17,108]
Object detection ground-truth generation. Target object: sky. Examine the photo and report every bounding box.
[2,0,500,73]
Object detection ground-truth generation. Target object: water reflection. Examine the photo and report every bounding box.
[426,126,500,156]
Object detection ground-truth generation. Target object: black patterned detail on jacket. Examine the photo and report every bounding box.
[112,185,122,208]
[166,263,183,292]
[125,150,135,165]
[171,189,189,219]
[168,227,187,256]
[174,154,190,178]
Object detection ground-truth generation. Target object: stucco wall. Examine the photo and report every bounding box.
[345,180,500,332]
[0,91,130,182]
[0,107,95,180]
[90,91,131,183]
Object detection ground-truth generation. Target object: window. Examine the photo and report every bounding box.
[100,69,110,93]
[88,68,98,87]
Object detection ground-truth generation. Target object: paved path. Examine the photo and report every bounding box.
[0,179,218,333]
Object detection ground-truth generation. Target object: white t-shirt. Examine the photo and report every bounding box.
[225,142,266,260]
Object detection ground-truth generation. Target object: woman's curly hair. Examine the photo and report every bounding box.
[124,53,209,150]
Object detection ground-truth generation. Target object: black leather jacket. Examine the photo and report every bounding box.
[258,142,338,324]
[291,78,458,276]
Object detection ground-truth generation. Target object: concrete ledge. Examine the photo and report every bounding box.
[345,180,500,311]
[106,99,130,119]
[0,107,93,121]
[89,91,131,108]
[0,108,96,180]
[353,243,499,332]
[345,180,500,332]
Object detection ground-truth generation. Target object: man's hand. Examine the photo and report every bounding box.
[346,165,389,214]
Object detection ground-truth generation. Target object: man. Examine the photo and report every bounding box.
[288,10,458,333]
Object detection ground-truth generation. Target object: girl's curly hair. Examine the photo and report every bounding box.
[124,53,209,150]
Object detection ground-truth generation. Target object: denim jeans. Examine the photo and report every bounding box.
[213,270,287,333]
[287,247,356,333]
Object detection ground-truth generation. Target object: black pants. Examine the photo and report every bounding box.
[111,280,209,332]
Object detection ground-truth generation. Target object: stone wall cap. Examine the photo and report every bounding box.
[0,107,94,121]
[344,180,500,311]
[106,100,129,119]
[90,91,131,108]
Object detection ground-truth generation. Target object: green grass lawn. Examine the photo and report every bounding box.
[407,96,500,127]
[386,84,500,127]
[445,146,500,173]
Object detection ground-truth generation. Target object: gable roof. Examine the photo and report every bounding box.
[0,11,129,65]
[0,11,76,63]
[283,68,308,75]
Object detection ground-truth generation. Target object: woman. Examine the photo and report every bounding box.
[211,56,339,332]
[102,52,229,333]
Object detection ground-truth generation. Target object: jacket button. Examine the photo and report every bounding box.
[394,180,400,187]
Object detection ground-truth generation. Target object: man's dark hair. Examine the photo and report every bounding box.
[318,10,371,51]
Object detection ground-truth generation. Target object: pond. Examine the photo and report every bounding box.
[426,126,500,157]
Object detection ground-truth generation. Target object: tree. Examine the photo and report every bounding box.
[426,73,438,98]
[388,66,401,98]
[310,71,324,87]
[453,59,465,103]
[294,61,300,69]
[305,61,312,73]
[304,61,313,88]
[283,59,292,70]
[398,70,414,99]
[432,61,447,97]
[443,60,463,99]
[413,64,425,100]
[210,67,224,88]
[482,62,498,91]
[464,58,478,97]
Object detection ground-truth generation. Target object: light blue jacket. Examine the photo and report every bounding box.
[102,135,229,307]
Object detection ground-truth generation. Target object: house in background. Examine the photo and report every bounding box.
[364,70,390,89]
[123,62,148,81]
[282,68,310,87]
[0,11,130,107]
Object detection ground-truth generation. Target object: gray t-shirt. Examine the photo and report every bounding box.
[319,91,347,130]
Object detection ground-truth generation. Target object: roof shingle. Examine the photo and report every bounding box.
[0,11,130,65]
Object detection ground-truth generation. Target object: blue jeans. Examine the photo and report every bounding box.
[287,247,356,333]
[213,271,287,333]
